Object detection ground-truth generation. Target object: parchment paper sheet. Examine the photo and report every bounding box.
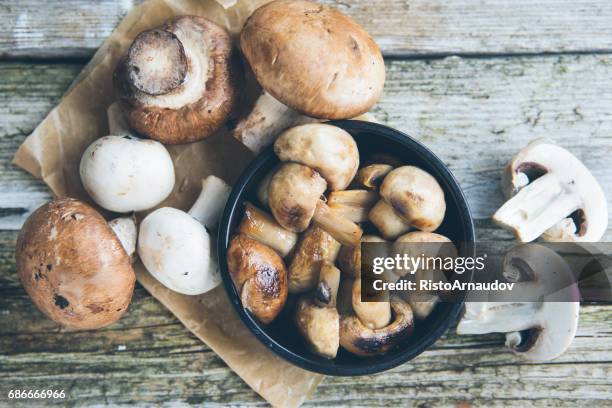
[12,1,323,406]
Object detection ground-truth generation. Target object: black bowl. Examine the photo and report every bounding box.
[218,120,475,376]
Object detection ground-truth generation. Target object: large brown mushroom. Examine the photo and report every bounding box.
[15,198,136,329]
[114,16,240,144]
[227,234,288,324]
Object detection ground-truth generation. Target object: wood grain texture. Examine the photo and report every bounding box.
[2,0,612,58]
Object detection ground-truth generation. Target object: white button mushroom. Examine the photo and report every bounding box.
[137,175,231,295]
[493,139,608,242]
[457,244,580,361]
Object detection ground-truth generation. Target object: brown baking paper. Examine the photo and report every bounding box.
[12,0,323,406]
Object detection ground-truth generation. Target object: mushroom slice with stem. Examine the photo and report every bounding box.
[227,234,288,324]
[327,190,379,223]
[493,139,608,242]
[356,164,393,190]
[340,296,414,356]
[137,175,231,295]
[268,163,363,246]
[288,226,341,293]
[274,124,359,191]
[369,166,447,239]
[16,198,136,329]
[238,202,297,258]
[114,16,240,144]
[338,235,385,278]
[457,244,580,361]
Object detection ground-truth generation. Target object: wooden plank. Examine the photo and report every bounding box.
[1,56,612,240]
[2,0,612,59]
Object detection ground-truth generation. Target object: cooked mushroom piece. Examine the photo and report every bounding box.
[114,16,240,144]
[369,166,447,239]
[256,168,275,207]
[79,134,175,213]
[340,297,414,356]
[352,278,391,329]
[314,261,341,307]
[227,234,288,324]
[240,0,384,120]
[267,163,363,246]
[138,175,231,295]
[288,226,341,293]
[356,164,393,190]
[457,244,580,361]
[493,139,608,242]
[327,190,379,223]
[238,202,297,258]
[274,124,360,191]
[15,198,136,329]
[338,235,385,278]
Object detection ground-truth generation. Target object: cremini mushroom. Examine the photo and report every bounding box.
[338,235,385,278]
[294,261,341,358]
[493,139,608,242]
[288,226,341,293]
[327,190,379,223]
[267,163,363,245]
[16,198,136,329]
[238,202,297,258]
[114,16,240,144]
[274,124,360,191]
[352,277,391,329]
[80,134,175,213]
[227,234,288,324]
[240,0,384,119]
[356,164,393,190]
[138,175,231,295]
[457,244,580,361]
[340,296,414,356]
[369,166,446,239]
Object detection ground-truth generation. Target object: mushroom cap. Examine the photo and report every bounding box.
[268,162,327,232]
[274,123,359,191]
[80,135,175,213]
[227,234,288,324]
[114,16,241,144]
[340,297,414,356]
[15,198,135,329]
[294,297,340,359]
[380,166,446,231]
[138,207,219,295]
[240,0,385,119]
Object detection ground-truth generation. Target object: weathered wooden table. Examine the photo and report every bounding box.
[1,0,611,406]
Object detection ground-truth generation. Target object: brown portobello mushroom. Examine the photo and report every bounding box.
[114,16,240,144]
[340,297,414,356]
[227,234,288,324]
[15,198,136,329]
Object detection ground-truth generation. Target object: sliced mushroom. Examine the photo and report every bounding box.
[370,166,447,239]
[352,277,391,329]
[356,164,393,190]
[114,16,240,144]
[238,202,298,258]
[313,261,341,308]
[338,235,385,278]
[138,175,230,295]
[240,0,384,120]
[493,139,607,242]
[16,198,136,329]
[457,244,580,361]
[340,297,414,356]
[327,190,379,223]
[274,123,359,191]
[79,134,175,213]
[288,226,341,293]
[267,163,363,245]
[227,234,288,324]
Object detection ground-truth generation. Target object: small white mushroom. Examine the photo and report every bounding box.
[137,175,231,295]
[457,244,580,361]
[493,139,608,242]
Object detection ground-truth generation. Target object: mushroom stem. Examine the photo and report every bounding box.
[188,175,231,229]
[238,202,297,257]
[312,200,363,247]
[107,102,131,135]
[493,173,581,242]
[327,190,378,223]
[108,216,137,258]
[314,261,341,308]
